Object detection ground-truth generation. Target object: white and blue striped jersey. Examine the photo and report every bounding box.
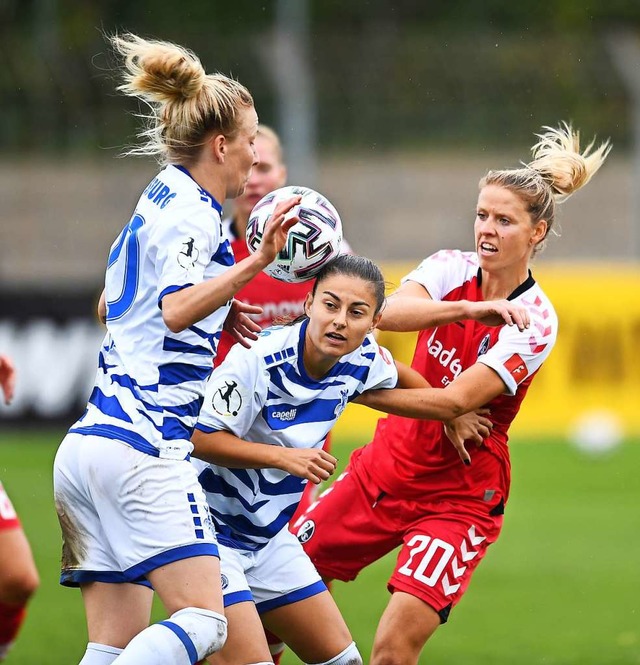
[193,319,398,551]
[71,164,235,460]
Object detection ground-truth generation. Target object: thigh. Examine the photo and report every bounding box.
[292,461,401,582]
[207,601,271,665]
[55,434,219,584]
[249,529,325,613]
[371,591,441,665]
[81,581,154,648]
[262,590,353,665]
[390,504,503,623]
[149,555,224,616]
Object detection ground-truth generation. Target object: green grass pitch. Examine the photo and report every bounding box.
[1,430,638,664]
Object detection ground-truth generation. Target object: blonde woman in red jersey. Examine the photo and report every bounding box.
[296,124,610,665]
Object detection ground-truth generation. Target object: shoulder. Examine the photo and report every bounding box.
[517,280,558,325]
[403,249,479,298]
[246,323,301,368]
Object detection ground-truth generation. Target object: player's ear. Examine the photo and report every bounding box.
[211,133,226,163]
[304,293,313,317]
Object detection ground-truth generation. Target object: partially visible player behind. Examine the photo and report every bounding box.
[0,355,40,661]
[215,125,311,364]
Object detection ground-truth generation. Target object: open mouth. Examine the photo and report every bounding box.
[326,332,347,342]
[479,241,498,254]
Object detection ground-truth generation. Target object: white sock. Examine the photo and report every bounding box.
[79,642,123,664]
[112,607,227,664]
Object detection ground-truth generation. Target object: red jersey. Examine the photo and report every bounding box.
[360,249,557,504]
[215,218,313,364]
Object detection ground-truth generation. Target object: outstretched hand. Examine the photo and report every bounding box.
[222,299,263,348]
[278,447,338,484]
[444,408,493,465]
[467,300,530,332]
[257,195,302,265]
[0,354,16,405]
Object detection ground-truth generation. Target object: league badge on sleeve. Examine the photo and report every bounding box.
[211,379,243,417]
[177,237,199,269]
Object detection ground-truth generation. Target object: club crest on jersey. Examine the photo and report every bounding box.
[478,334,491,357]
[177,237,199,269]
[334,388,349,417]
[296,519,316,543]
[212,380,242,416]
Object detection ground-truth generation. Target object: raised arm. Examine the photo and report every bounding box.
[161,196,300,333]
[192,429,337,485]
[380,281,529,332]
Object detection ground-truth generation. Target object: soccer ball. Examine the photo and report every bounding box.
[246,185,342,283]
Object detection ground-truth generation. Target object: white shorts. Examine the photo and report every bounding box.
[53,432,219,587]
[220,527,326,614]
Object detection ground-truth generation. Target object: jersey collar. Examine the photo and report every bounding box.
[173,164,223,214]
[476,268,536,301]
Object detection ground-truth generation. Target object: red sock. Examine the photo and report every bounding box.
[0,600,26,648]
[265,628,285,665]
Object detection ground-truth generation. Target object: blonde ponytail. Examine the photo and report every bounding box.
[481,122,611,253]
[109,32,253,165]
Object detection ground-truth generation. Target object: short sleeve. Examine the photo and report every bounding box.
[401,250,477,301]
[360,337,399,391]
[478,303,558,395]
[196,344,266,437]
[151,206,219,305]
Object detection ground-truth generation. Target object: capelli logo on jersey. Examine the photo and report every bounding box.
[427,330,462,379]
[272,408,297,421]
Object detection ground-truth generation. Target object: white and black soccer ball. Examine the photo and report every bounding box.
[246,185,342,283]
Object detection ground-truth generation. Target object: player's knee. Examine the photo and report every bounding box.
[0,567,39,605]
[307,641,362,665]
[169,606,227,659]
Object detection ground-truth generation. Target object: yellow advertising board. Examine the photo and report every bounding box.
[333,262,640,442]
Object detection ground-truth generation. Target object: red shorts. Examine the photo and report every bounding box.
[289,434,333,528]
[294,449,504,622]
[0,482,21,530]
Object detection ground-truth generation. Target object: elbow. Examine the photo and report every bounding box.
[163,314,187,334]
[162,304,189,333]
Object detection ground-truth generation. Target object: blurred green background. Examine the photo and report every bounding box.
[2,431,639,664]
